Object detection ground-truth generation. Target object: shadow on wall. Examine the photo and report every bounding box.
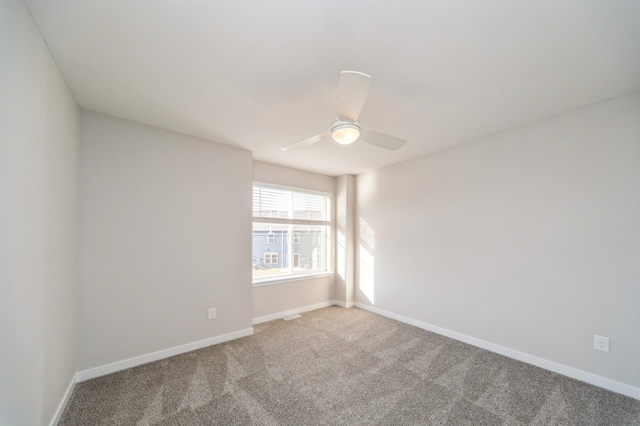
[358,217,375,304]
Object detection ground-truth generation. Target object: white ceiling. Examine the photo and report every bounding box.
[26,0,640,176]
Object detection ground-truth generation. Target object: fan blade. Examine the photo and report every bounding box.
[337,71,371,122]
[360,128,407,151]
[281,133,328,151]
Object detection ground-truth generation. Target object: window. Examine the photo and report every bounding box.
[264,252,278,264]
[253,184,331,281]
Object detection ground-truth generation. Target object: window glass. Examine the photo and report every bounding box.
[253,185,331,282]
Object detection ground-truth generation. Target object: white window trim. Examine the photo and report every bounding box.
[253,271,334,287]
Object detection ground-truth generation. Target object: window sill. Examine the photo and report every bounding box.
[252,272,334,287]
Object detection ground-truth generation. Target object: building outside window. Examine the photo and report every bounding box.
[252,184,331,281]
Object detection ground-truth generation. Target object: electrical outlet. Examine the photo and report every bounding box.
[208,308,216,320]
[594,335,609,353]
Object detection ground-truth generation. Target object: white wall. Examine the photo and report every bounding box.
[357,92,640,389]
[253,160,335,193]
[335,175,356,306]
[0,1,80,424]
[252,161,335,319]
[78,111,253,370]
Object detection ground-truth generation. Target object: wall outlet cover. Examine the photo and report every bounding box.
[208,308,216,320]
[594,335,610,353]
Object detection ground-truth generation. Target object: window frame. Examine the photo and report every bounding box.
[252,182,332,285]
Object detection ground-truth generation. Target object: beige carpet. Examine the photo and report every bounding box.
[61,306,640,425]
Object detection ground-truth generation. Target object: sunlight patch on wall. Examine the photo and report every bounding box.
[337,230,346,280]
[337,197,347,229]
[359,244,375,304]
[359,217,375,249]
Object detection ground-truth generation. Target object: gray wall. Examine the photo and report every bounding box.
[356,91,640,388]
[0,1,80,424]
[78,111,253,370]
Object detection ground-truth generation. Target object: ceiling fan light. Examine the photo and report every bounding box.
[331,120,361,145]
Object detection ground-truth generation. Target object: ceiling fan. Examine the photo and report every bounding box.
[281,71,407,151]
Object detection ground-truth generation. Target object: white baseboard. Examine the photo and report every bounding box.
[354,302,640,401]
[49,373,78,426]
[76,327,254,382]
[331,300,355,308]
[252,301,333,325]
